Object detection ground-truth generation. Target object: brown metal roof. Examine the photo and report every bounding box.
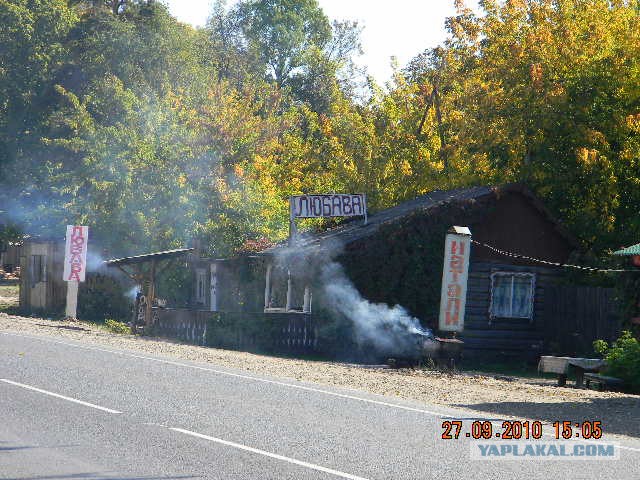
[105,248,194,266]
[258,183,577,255]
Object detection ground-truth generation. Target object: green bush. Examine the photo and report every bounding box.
[593,331,640,392]
[104,319,132,335]
[78,274,131,322]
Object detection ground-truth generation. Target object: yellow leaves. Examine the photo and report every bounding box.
[400,159,413,177]
[529,63,544,90]
[176,173,187,188]
[626,113,640,133]
[319,114,333,137]
[585,129,607,146]
[216,178,229,201]
[576,143,612,171]
[548,82,566,100]
[577,147,593,167]
[430,158,446,173]
[471,153,492,177]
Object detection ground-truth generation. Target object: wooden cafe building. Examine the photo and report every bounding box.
[173,184,621,359]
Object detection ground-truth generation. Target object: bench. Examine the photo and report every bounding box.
[584,373,624,391]
[538,356,605,387]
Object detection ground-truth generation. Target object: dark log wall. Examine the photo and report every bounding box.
[461,261,561,360]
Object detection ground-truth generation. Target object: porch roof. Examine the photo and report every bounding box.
[105,248,194,266]
[613,243,640,256]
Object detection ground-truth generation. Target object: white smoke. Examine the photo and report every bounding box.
[126,285,141,300]
[320,261,433,356]
[274,238,433,356]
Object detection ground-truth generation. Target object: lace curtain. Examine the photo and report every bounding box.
[490,272,535,319]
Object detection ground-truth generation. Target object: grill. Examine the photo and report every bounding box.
[387,331,464,369]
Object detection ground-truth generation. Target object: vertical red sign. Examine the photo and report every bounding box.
[438,232,471,332]
[63,225,88,282]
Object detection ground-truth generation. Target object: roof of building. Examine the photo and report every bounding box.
[613,243,640,256]
[105,248,194,266]
[257,183,577,256]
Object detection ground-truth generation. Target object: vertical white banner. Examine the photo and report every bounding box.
[438,232,471,332]
[63,225,89,282]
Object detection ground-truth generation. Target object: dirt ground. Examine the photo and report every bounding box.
[1,311,638,440]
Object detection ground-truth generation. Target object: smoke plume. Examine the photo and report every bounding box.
[275,239,433,358]
[320,260,432,357]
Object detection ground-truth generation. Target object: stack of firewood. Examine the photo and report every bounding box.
[0,266,20,281]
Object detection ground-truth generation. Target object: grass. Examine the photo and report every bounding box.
[103,319,132,335]
[0,284,19,312]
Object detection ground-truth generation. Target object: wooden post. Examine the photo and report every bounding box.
[285,269,292,311]
[210,262,218,312]
[264,263,272,310]
[303,286,311,313]
[146,259,156,327]
[65,281,79,319]
[288,197,296,246]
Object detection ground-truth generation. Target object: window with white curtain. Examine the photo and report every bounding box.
[489,272,535,320]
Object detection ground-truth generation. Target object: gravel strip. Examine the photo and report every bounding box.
[1,313,638,439]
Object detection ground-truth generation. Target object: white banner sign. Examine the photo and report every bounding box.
[63,225,88,282]
[438,232,471,332]
[290,194,366,219]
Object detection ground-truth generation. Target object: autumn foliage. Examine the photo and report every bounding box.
[1,0,639,262]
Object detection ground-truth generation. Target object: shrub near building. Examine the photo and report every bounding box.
[594,332,640,393]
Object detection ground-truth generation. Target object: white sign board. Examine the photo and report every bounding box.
[438,232,471,332]
[290,194,366,219]
[63,225,89,282]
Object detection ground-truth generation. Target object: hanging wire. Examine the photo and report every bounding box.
[471,239,639,273]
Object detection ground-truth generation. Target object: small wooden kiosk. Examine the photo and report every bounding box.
[105,248,193,331]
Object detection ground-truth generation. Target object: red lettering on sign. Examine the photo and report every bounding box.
[451,240,465,256]
[447,284,461,298]
[66,226,86,281]
[445,297,460,325]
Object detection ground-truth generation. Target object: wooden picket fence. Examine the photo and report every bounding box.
[152,308,318,354]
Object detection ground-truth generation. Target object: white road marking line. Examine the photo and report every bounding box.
[170,427,372,480]
[0,331,450,417]
[0,379,121,414]
[5,331,640,454]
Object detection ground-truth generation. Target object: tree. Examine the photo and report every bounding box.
[404,0,640,251]
[236,0,331,88]
[0,0,77,167]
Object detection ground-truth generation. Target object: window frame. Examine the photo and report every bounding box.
[195,268,207,304]
[30,254,46,285]
[488,271,536,321]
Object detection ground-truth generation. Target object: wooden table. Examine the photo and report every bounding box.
[538,356,606,387]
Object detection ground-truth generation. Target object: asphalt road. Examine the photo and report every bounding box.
[1,331,639,480]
